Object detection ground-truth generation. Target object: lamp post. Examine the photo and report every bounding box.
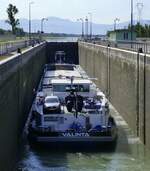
[85,16,89,40]
[29,1,34,40]
[41,18,48,34]
[40,18,48,41]
[114,18,120,31]
[77,18,84,38]
[136,2,144,24]
[88,12,92,39]
[131,0,133,48]
[40,18,48,40]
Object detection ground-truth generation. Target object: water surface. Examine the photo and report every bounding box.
[17,106,150,171]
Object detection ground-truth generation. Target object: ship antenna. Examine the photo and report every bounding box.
[70,76,78,118]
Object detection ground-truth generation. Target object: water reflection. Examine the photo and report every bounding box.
[46,37,78,42]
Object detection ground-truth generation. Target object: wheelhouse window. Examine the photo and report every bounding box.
[53,85,67,92]
[53,84,90,92]
[78,84,89,92]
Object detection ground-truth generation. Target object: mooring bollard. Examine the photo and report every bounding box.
[138,48,143,53]
[17,48,22,54]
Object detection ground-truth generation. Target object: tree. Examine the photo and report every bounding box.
[16,28,25,37]
[127,22,150,38]
[5,4,19,35]
[0,29,5,35]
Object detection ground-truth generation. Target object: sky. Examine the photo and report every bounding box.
[0,0,149,24]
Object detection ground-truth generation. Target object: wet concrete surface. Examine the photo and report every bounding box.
[16,105,150,171]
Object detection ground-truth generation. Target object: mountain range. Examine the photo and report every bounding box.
[1,16,150,35]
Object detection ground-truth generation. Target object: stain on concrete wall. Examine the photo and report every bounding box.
[0,43,47,171]
[79,42,150,149]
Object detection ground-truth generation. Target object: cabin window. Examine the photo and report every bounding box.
[78,85,89,92]
[53,85,67,92]
[53,84,90,92]
[55,53,66,63]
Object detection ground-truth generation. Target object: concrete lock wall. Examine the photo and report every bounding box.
[0,43,47,171]
[79,42,150,149]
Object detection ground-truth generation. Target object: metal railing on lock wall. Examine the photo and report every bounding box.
[0,39,42,56]
[81,38,150,54]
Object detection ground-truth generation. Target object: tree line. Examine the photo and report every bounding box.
[128,22,150,38]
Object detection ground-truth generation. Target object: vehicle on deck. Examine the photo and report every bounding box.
[43,96,61,114]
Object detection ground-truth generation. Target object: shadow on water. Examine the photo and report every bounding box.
[16,131,150,171]
[16,127,131,171]
[17,142,117,171]
[29,140,118,153]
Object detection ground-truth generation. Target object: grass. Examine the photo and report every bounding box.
[0,37,28,44]
[0,54,12,61]
[0,46,31,61]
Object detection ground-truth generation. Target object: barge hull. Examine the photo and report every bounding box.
[36,136,117,143]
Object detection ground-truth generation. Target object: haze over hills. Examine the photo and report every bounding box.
[0,16,150,35]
